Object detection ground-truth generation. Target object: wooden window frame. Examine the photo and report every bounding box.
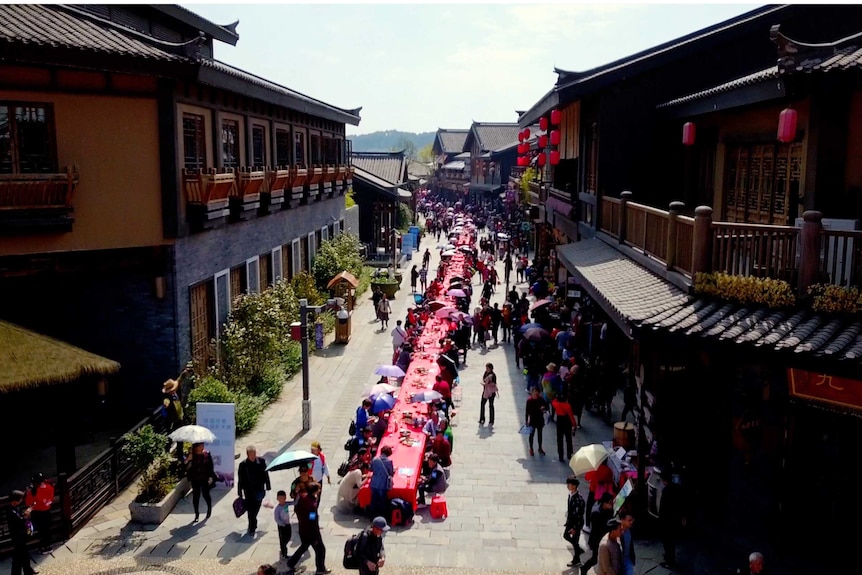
[294,127,307,168]
[0,101,58,174]
[245,256,260,294]
[249,119,269,168]
[307,231,316,270]
[291,238,301,277]
[309,131,322,165]
[723,141,804,225]
[216,111,245,169]
[274,123,291,167]
[189,281,212,368]
[272,246,283,282]
[260,252,271,289]
[178,103,213,171]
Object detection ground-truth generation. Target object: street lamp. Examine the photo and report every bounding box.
[298,298,325,431]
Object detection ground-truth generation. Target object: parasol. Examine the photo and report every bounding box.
[448,288,467,298]
[441,250,456,257]
[169,425,216,444]
[497,232,510,240]
[518,322,544,332]
[428,300,450,311]
[371,393,397,414]
[529,298,554,312]
[412,390,443,403]
[374,365,406,378]
[266,450,319,472]
[364,382,399,398]
[569,444,610,476]
[523,327,551,342]
[434,306,459,318]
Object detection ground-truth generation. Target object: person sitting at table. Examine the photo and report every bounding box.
[336,465,367,513]
[417,454,448,508]
[355,399,372,439]
[371,412,389,444]
[405,308,418,329]
[346,447,372,475]
[423,409,442,437]
[347,427,376,458]
[395,345,412,379]
[430,424,452,467]
[432,375,452,408]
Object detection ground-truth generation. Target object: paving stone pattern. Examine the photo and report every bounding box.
[7,234,680,575]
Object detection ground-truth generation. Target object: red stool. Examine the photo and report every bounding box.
[430,495,448,519]
[391,508,403,526]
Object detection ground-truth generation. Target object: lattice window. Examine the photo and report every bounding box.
[724,142,803,225]
[221,119,239,168]
[189,282,211,368]
[260,252,271,288]
[230,267,242,307]
[183,113,206,171]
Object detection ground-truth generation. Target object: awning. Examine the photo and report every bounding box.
[0,320,121,393]
[396,188,412,199]
[557,239,691,336]
[442,161,466,170]
[327,271,359,290]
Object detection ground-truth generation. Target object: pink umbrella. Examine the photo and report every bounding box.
[529,298,554,312]
[448,288,467,298]
[434,306,458,318]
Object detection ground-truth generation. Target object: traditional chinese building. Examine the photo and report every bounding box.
[350,150,410,258]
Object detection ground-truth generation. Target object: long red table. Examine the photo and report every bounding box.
[357,233,473,510]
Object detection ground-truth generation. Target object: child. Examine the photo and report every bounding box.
[274,490,292,558]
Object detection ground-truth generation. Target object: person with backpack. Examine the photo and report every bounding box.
[344,516,389,574]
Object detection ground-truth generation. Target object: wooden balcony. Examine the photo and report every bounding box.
[308,165,324,186]
[182,168,234,229]
[230,167,264,221]
[264,166,289,212]
[287,165,308,206]
[0,167,78,233]
[597,192,862,292]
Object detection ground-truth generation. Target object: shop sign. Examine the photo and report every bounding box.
[787,368,862,412]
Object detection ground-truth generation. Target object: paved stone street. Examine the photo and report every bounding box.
[4,238,680,575]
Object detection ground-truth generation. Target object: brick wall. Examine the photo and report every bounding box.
[172,198,345,367]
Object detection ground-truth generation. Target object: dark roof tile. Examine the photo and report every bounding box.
[350,151,406,186]
[470,123,523,153]
[436,129,469,154]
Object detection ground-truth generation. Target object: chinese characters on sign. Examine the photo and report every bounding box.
[196,402,236,487]
[787,369,862,412]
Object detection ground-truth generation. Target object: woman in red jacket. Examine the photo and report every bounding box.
[25,472,54,553]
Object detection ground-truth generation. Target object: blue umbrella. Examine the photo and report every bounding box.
[519,322,544,332]
[266,450,319,472]
[372,393,396,414]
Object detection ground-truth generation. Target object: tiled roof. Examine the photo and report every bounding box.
[407,159,432,178]
[492,124,541,154]
[0,4,185,61]
[441,161,466,170]
[454,152,471,160]
[557,240,691,334]
[436,129,469,155]
[350,151,406,186]
[656,66,779,109]
[201,59,362,125]
[783,44,862,74]
[470,123,523,153]
[639,300,862,367]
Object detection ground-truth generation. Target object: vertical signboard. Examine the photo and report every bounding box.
[196,402,236,487]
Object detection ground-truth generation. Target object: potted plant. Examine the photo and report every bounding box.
[370,276,399,299]
[124,424,189,525]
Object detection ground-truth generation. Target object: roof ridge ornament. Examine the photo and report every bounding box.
[771,24,862,74]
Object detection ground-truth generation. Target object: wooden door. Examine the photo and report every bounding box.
[189,282,211,369]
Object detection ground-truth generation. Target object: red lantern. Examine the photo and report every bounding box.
[523,128,531,139]
[539,117,549,131]
[777,108,797,143]
[550,130,561,146]
[550,109,561,125]
[682,122,696,146]
[550,150,560,165]
[537,153,547,167]
[520,143,529,155]
[518,131,524,142]
[519,156,529,167]
[538,135,548,148]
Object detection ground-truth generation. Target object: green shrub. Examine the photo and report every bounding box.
[356,267,374,298]
[122,424,169,471]
[345,187,355,208]
[291,271,325,306]
[397,203,413,231]
[281,340,302,376]
[234,390,267,435]
[220,290,286,390]
[134,453,180,504]
[248,365,286,403]
[320,310,336,334]
[311,233,365,291]
[184,375,233,424]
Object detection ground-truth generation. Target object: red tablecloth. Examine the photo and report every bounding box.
[357,234,473,510]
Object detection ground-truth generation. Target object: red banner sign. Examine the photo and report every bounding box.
[787,368,862,412]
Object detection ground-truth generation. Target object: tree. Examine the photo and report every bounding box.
[392,135,417,160]
[417,143,435,165]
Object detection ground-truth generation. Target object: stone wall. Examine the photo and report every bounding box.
[172,198,345,367]
[344,204,360,238]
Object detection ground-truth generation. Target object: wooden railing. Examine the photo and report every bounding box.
[818,229,862,287]
[0,167,79,210]
[235,167,265,198]
[711,222,799,283]
[0,407,166,557]
[182,168,235,205]
[595,193,862,294]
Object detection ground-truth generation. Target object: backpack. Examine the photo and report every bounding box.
[342,528,369,570]
[337,460,350,478]
[390,497,414,525]
[348,419,356,436]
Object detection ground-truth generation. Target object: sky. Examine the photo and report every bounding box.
[186,2,763,136]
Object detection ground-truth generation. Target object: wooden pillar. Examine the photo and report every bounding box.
[618,190,632,245]
[57,472,72,538]
[798,210,823,296]
[666,201,685,271]
[692,205,714,276]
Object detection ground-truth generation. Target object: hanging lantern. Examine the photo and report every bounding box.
[539,117,549,131]
[537,153,547,167]
[550,109,561,125]
[538,135,548,148]
[523,128,531,139]
[682,122,696,146]
[518,131,524,142]
[550,130,561,146]
[520,143,529,155]
[550,150,560,165]
[519,156,529,167]
[777,108,798,143]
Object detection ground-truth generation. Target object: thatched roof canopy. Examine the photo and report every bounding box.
[0,320,121,393]
[327,271,359,289]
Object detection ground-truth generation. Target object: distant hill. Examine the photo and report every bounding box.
[349,130,435,153]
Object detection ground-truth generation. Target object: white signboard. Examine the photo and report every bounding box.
[196,402,236,487]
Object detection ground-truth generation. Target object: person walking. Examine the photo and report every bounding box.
[6,490,36,575]
[581,493,615,575]
[186,442,217,522]
[369,446,394,519]
[419,266,428,293]
[377,294,391,329]
[658,471,685,570]
[410,265,419,294]
[595,518,624,575]
[237,445,271,536]
[390,320,408,354]
[285,483,331,575]
[552,397,577,463]
[372,288,383,322]
[525,387,547,456]
[274,490,292,558]
[619,511,636,575]
[479,362,498,426]
[564,477,586,568]
[25,472,54,554]
[309,441,331,494]
[357,517,389,575]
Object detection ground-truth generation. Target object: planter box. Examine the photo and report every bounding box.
[128,477,189,525]
[371,281,399,299]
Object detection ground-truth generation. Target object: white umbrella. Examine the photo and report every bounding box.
[569,444,610,476]
[444,244,456,250]
[441,250,456,257]
[169,425,216,444]
[412,390,443,403]
[364,382,399,398]
[497,232,510,240]
[374,365,406,378]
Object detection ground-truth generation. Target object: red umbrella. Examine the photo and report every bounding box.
[529,298,554,312]
[428,300,449,311]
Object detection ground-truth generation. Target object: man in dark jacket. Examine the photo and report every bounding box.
[286,483,330,575]
[7,490,37,575]
[581,492,615,575]
[237,445,271,536]
[563,477,586,567]
[358,516,389,575]
[658,472,685,569]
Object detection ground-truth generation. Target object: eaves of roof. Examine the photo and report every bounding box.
[198,59,362,125]
[151,5,239,45]
[656,66,781,110]
[352,166,408,200]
